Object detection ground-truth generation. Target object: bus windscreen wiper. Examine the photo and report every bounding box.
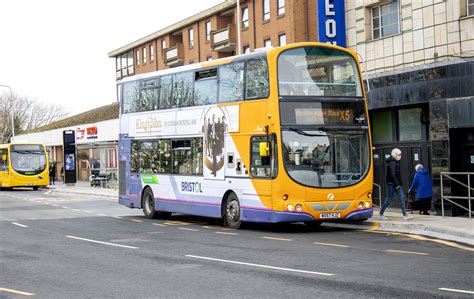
[288,127,326,137]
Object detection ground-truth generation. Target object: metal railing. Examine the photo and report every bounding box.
[440,172,473,219]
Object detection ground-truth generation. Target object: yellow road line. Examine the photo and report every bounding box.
[386,249,429,256]
[313,242,350,248]
[0,287,35,296]
[164,220,190,225]
[131,219,143,223]
[152,223,167,227]
[215,231,238,236]
[359,229,474,252]
[178,227,199,232]
[261,236,292,242]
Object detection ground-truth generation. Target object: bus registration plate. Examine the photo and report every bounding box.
[320,213,340,219]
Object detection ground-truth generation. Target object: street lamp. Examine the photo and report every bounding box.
[0,84,14,140]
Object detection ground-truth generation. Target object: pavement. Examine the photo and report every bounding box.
[45,181,474,246]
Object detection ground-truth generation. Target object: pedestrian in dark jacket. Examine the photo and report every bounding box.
[49,162,56,185]
[409,164,433,215]
[379,148,413,220]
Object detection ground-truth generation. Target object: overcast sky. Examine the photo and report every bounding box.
[0,0,224,116]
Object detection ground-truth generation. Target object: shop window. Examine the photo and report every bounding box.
[372,0,400,39]
[398,108,422,141]
[469,0,474,15]
[371,110,393,143]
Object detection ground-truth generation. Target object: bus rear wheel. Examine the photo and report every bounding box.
[33,187,39,191]
[223,193,241,229]
[141,188,171,219]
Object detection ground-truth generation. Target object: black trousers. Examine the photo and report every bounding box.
[419,197,432,212]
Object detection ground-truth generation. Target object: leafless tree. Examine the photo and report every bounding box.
[0,92,68,143]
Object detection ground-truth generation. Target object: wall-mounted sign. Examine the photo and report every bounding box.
[317,0,346,47]
[76,126,98,140]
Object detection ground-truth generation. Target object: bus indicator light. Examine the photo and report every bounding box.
[295,204,303,212]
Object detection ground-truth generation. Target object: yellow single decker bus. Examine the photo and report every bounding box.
[0,143,49,190]
[118,42,373,228]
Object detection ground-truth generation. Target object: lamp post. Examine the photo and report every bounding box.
[0,84,14,140]
[236,0,242,54]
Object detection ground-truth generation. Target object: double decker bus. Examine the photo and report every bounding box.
[0,143,49,190]
[118,42,373,228]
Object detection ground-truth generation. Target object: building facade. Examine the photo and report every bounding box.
[109,0,474,215]
[13,103,120,186]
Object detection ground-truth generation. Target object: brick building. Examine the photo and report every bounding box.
[109,0,474,215]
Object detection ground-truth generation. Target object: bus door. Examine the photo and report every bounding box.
[0,148,8,186]
[248,136,275,209]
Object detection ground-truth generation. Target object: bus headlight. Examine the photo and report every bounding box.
[365,201,370,208]
[358,202,364,209]
[367,192,372,199]
[287,204,294,212]
[295,204,302,212]
[282,194,289,201]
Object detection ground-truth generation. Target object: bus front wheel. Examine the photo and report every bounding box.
[33,187,39,191]
[223,193,241,229]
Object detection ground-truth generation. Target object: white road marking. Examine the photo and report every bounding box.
[386,249,429,256]
[131,219,143,223]
[214,231,238,236]
[153,223,167,227]
[313,242,350,248]
[71,209,82,212]
[112,216,123,219]
[178,227,199,232]
[98,213,107,217]
[439,288,474,294]
[52,204,60,207]
[0,287,35,296]
[44,190,52,194]
[186,255,334,276]
[12,222,28,228]
[66,235,138,249]
[261,236,292,242]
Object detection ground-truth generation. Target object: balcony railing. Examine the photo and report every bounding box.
[164,43,184,67]
[211,24,236,53]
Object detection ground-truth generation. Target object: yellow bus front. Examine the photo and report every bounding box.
[0,144,49,190]
[254,43,373,223]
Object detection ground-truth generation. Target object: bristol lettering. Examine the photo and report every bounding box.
[181,182,203,193]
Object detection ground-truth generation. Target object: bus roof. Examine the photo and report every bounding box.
[118,49,268,84]
[118,42,358,85]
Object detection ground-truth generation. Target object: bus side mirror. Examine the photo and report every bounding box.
[2,155,6,161]
[259,142,270,157]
